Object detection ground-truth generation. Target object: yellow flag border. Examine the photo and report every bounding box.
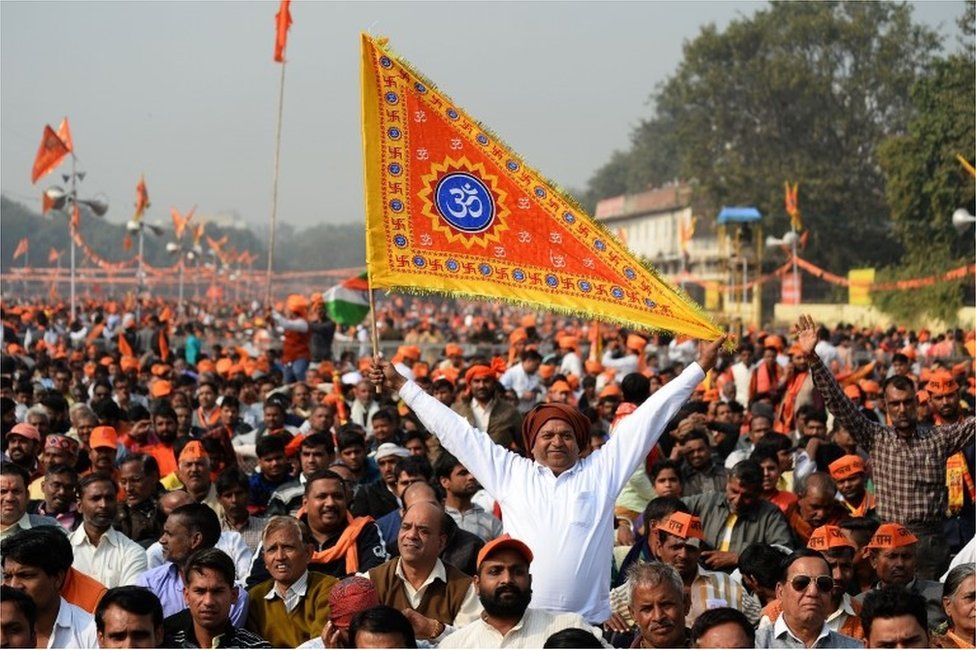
[360,33,723,341]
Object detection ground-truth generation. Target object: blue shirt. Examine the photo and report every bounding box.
[184,335,201,365]
[135,562,249,625]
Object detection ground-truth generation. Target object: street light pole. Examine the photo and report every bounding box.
[69,157,77,321]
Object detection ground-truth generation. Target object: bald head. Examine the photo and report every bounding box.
[159,490,194,517]
[402,481,438,509]
[799,472,836,499]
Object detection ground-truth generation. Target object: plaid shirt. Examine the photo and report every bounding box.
[809,355,975,526]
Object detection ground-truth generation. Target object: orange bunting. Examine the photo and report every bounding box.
[12,238,28,261]
[359,35,721,341]
[273,0,292,63]
[31,125,70,184]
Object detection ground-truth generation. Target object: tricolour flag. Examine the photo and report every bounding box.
[360,34,721,340]
[31,125,70,184]
[13,238,29,260]
[323,272,370,326]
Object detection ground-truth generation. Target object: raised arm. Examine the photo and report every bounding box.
[795,315,884,451]
[370,358,521,499]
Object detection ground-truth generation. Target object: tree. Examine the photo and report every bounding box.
[589,1,940,273]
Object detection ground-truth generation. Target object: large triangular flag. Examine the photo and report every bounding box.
[323,272,370,326]
[31,125,70,184]
[360,34,721,339]
[57,117,73,153]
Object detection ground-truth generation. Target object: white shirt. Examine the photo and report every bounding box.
[499,365,542,413]
[470,398,494,433]
[731,361,752,406]
[69,525,148,588]
[265,569,309,613]
[49,598,98,648]
[439,608,607,649]
[559,352,583,379]
[399,361,704,622]
[601,350,638,377]
[146,530,253,585]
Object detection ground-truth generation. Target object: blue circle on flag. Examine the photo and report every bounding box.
[388,163,402,176]
[394,235,407,248]
[413,256,426,268]
[476,134,489,145]
[579,280,591,292]
[594,239,606,251]
[644,298,657,309]
[534,187,546,198]
[446,259,459,272]
[624,267,636,280]
[512,269,526,282]
[545,274,559,288]
[506,160,520,172]
[563,212,576,224]
[385,92,399,105]
[611,286,624,299]
[380,56,393,68]
[434,172,495,233]
[390,199,404,212]
[446,108,459,120]
[414,82,427,93]
[478,264,492,276]
[388,127,402,140]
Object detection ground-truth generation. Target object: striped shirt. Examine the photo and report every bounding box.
[445,504,504,542]
[809,354,975,525]
[609,564,757,627]
[163,610,270,648]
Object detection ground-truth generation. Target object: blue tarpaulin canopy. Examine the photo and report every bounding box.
[717,206,762,224]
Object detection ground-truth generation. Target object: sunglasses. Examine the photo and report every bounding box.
[789,575,834,593]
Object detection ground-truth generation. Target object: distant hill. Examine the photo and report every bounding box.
[0,195,365,273]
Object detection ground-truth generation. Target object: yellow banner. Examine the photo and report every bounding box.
[848,268,875,305]
[360,34,722,340]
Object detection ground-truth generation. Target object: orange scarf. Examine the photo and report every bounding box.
[844,491,877,518]
[946,452,976,516]
[776,371,808,433]
[310,514,375,576]
[750,361,780,401]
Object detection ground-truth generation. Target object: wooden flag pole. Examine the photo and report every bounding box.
[367,271,383,395]
[265,60,287,307]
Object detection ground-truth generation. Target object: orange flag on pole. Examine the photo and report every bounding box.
[13,238,29,260]
[360,34,721,340]
[785,181,802,231]
[31,125,70,184]
[57,117,73,153]
[171,206,195,240]
[158,330,170,362]
[273,0,292,63]
[118,332,134,358]
[133,175,149,221]
[48,247,61,264]
[71,203,80,230]
[123,233,133,251]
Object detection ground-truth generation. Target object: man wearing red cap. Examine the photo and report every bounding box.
[796,315,975,580]
[452,359,522,452]
[854,523,946,629]
[372,334,725,624]
[439,535,601,648]
[5,422,42,479]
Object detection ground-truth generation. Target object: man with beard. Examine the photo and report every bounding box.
[758,526,865,641]
[30,464,81,532]
[786,473,847,545]
[439,536,600,648]
[246,469,387,586]
[69,474,147,587]
[754,549,861,648]
[114,454,164,546]
[372,335,724,624]
[854,523,946,629]
[796,314,975,580]
[0,464,59,541]
[452,362,523,452]
[27,435,79,500]
[608,513,749,630]
[135,503,249,624]
[5,422,41,479]
[161,440,222,515]
[828,456,876,519]
[435,451,503,542]
[366,502,481,643]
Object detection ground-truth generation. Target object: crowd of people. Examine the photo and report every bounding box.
[0,294,973,649]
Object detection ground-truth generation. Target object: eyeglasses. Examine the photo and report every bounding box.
[789,575,834,593]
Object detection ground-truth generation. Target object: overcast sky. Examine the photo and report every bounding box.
[1,1,964,230]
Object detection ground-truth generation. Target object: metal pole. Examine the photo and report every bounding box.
[136,227,144,323]
[69,157,77,321]
[178,256,185,313]
[791,223,799,306]
[266,61,287,307]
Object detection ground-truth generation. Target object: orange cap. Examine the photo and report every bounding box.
[90,426,118,450]
[828,455,866,481]
[412,362,429,379]
[558,335,578,350]
[215,358,233,376]
[626,334,648,351]
[807,525,856,551]
[197,359,216,374]
[9,423,40,442]
[99,355,114,367]
[843,384,862,400]
[509,328,528,345]
[444,344,464,357]
[599,384,622,399]
[925,371,958,396]
[549,380,572,394]
[179,440,208,462]
[120,356,139,373]
[764,335,784,351]
[858,379,881,395]
[397,345,421,361]
[477,534,533,568]
[584,360,603,374]
[150,364,170,377]
[150,380,173,398]
[866,523,919,550]
[285,293,309,316]
[655,512,705,543]
[899,346,916,361]
[519,315,536,328]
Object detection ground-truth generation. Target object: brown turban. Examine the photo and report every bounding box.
[521,403,591,453]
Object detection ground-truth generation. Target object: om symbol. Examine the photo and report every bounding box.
[434,172,495,234]
[449,138,462,150]
[416,148,429,161]
[414,110,427,123]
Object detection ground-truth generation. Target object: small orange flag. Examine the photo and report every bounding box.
[273,0,292,62]
[134,175,149,220]
[158,330,170,362]
[171,206,195,240]
[31,125,70,184]
[13,238,29,260]
[57,117,73,153]
[118,332,134,358]
[42,191,56,214]
[48,247,61,264]
[193,222,206,247]
[71,203,80,230]
[123,233,133,251]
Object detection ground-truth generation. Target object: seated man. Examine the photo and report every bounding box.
[350,443,411,519]
[609,513,749,629]
[163,548,270,648]
[160,440,222,514]
[758,525,864,641]
[854,523,946,629]
[135,503,249,624]
[348,605,417,649]
[266,433,334,517]
[620,562,690,648]
[94,586,165,649]
[375,458,436,547]
[0,584,38,649]
[246,469,387,585]
[248,434,293,516]
[439,536,600,648]
[114,454,164,546]
[683,460,795,572]
[828,455,876,519]
[786,473,847,545]
[1,528,98,648]
[366,502,480,643]
[690,607,755,649]
[614,497,688,589]
[69,474,148,587]
[860,588,930,649]
[436,451,504,542]
[753,549,861,648]
[246,517,337,648]
[28,464,81,532]
[680,430,728,497]
[737,543,789,616]
[0,464,59,541]
[216,468,268,553]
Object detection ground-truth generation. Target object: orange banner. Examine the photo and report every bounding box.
[31,125,70,184]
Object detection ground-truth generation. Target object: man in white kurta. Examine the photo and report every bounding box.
[372,335,723,623]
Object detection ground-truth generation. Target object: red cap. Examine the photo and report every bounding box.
[9,423,40,442]
[477,534,534,568]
